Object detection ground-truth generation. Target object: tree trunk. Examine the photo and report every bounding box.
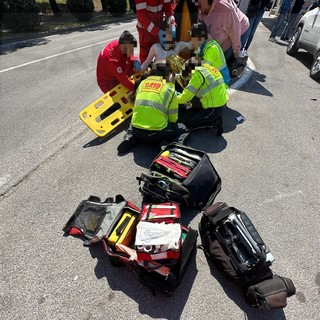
[49,0,61,15]
[101,0,108,11]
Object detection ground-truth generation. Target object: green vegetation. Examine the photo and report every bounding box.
[1,0,134,36]
[35,0,102,14]
[66,0,94,21]
[108,0,129,17]
[1,0,41,32]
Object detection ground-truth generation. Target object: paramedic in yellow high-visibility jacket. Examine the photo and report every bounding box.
[117,61,188,154]
[189,21,231,86]
[177,56,229,136]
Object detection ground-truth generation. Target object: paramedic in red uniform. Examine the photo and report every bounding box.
[135,0,176,63]
[96,30,139,94]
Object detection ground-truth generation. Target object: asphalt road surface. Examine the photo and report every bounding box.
[1,13,319,320]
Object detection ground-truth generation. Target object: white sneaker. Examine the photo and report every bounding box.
[268,37,276,42]
[238,50,248,58]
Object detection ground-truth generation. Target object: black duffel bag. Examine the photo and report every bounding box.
[199,202,274,287]
[198,202,296,309]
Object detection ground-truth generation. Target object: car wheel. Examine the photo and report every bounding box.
[310,52,320,79]
[287,27,301,55]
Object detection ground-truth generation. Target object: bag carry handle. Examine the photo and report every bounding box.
[87,195,101,203]
[103,194,125,204]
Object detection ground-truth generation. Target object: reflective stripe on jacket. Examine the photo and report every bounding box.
[132,76,178,130]
[200,40,231,86]
[177,64,229,108]
[135,0,173,37]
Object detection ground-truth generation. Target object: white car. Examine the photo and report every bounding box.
[286,4,320,79]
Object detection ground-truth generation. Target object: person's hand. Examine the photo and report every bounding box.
[176,91,182,96]
[133,60,141,72]
[127,91,135,103]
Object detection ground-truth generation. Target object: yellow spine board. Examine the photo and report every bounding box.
[108,212,138,249]
[79,73,141,137]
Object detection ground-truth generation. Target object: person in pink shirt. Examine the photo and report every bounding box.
[198,0,250,61]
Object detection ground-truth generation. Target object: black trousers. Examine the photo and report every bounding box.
[128,122,188,144]
[178,105,225,129]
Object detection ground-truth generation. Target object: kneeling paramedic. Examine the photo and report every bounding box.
[177,56,229,135]
[117,61,188,154]
[96,30,141,94]
[189,21,230,86]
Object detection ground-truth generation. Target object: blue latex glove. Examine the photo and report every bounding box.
[133,60,141,72]
[176,91,181,96]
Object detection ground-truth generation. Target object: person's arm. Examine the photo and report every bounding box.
[167,87,179,123]
[177,71,202,104]
[135,0,160,36]
[163,0,175,21]
[224,11,242,58]
[108,60,135,91]
[140,44,157,71]
[175,41,194,53]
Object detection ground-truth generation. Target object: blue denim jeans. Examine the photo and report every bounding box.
[224,28,250,61]
[244,9,265,50]
[270,12,287,38]
[281,13,299,39]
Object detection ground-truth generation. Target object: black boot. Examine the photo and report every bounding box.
[117,133,138,154]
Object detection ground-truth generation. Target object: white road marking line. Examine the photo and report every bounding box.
[0,40,108,73]
[0,30,138,74]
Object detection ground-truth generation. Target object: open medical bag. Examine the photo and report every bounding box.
[138,226,198,296]
[137,142,221,209]
[63,195,198,296]
[135,203,182,263]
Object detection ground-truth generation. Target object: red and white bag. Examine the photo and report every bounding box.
[140,202,181,224]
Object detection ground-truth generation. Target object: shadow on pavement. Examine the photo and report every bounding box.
[0,37,50,55]
[0,12,136,54]
[132,142,161,168]
[288,51,320,83]
[54,15,136,37]
[89,241,198,319]
[201,252,288,320]
[234,70,273,97]
[82,120,129,148]
[184,104,245,154]
[289,50,314,69]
